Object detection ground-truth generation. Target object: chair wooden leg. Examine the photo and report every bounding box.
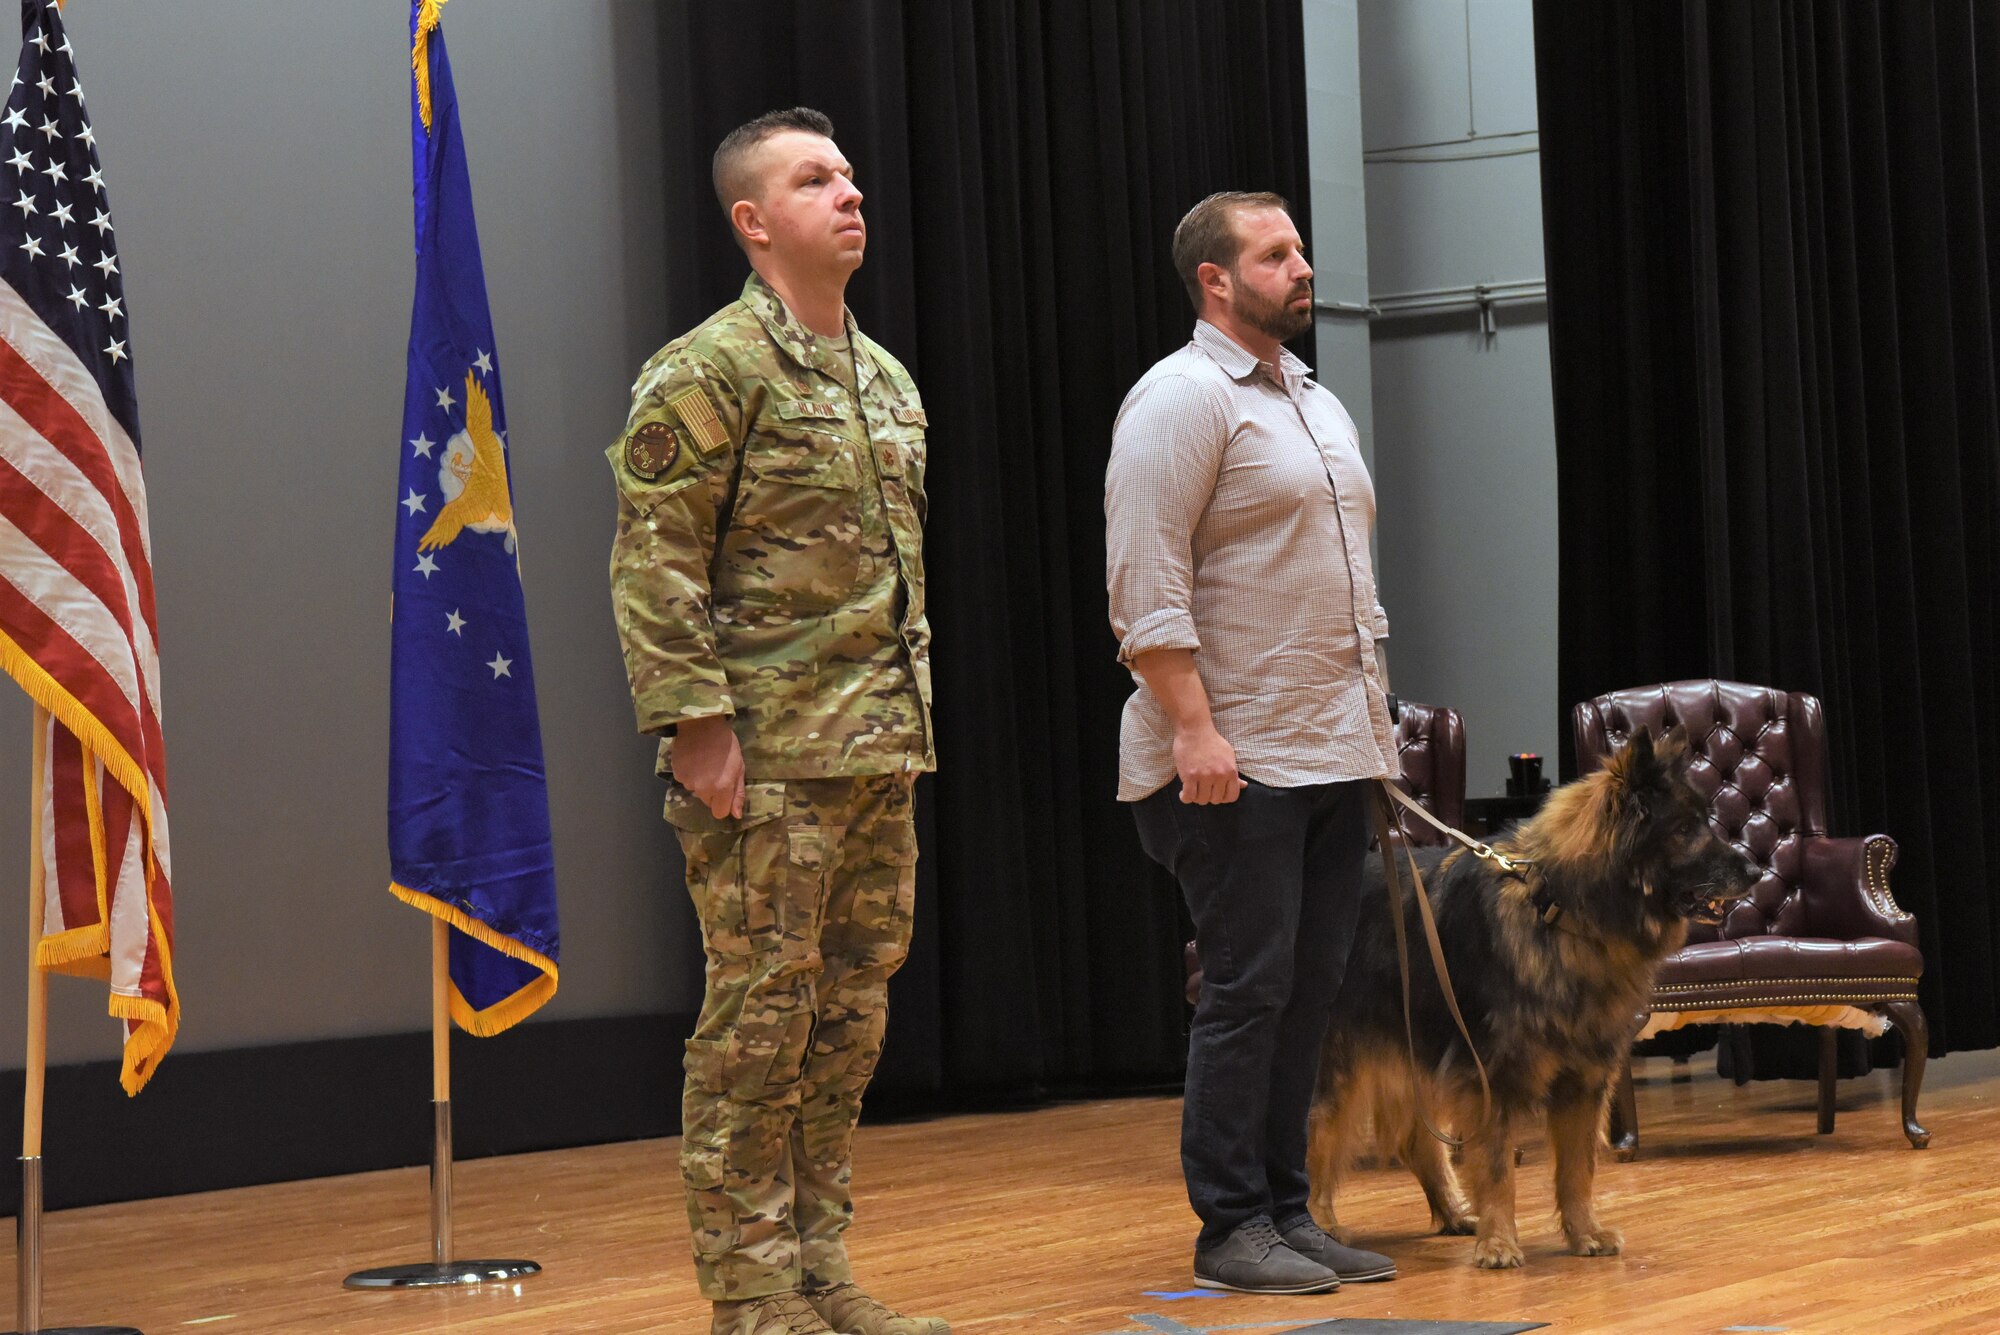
[1607,1056,1638,1161]
[1882,1000,1931,1149]
[1816,1026,1837,1134]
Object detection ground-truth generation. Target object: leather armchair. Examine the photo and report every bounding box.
[1183,699,1466,1004]
[1573,680,1928,1153]
[1386,698,1467,847]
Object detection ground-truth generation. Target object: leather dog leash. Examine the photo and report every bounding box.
[1380,781,1593,936]
[1370,779,1500,1146]
[1378,779,1533,876]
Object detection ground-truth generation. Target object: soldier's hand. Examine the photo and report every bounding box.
[1174,725,1248,805]
[673,715,747,820]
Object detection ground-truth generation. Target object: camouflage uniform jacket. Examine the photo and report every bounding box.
[609,273,933,780]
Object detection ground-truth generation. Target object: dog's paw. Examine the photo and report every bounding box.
[1565,1224,1623,1257]
[1472,1235,1525,1269]
[1434,1212,1477,1236]
[1328,1221,1361,1246]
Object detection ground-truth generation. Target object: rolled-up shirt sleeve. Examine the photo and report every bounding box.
[1105,372,1228,665]
[1373,602,1391,639]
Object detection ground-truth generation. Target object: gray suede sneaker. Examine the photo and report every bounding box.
[1278,1216,1398,1282]
[1193,1215,1341,1294]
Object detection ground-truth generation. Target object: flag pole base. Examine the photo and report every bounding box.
[9,1156,144,1335]
[342,1259,541,1290]
[341,1100,539,1289]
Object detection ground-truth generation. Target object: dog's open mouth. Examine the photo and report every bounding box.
[1683,889,1737,926]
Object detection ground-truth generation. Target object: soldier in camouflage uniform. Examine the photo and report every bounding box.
[608,108,947,1335]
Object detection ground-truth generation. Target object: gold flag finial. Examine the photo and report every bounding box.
[413,0,448,134]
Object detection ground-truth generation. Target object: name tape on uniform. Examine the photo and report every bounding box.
[778,399,846,421]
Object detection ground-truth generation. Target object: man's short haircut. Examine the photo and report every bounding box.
[712,106,837,217]
[1171,190,1291,312]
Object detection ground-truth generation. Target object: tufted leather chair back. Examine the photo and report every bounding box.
[1394,699,1466,846]
[1573,680,1829,943]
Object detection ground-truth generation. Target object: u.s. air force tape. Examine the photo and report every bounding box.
[624,420,679,480]
[667,385,729,456]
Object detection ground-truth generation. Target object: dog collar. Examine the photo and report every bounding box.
[1529,883,1594,938]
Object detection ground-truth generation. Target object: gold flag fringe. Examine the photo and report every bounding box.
[413,0,448,134]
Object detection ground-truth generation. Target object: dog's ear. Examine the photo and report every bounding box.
[1657,725,1693,772]
[1609,727,1663,814]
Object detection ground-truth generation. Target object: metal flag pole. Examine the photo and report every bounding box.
[5,705,142,1335]
[342,917,538,1289]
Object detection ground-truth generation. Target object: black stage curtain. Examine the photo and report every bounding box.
[1536,1,2000,1055]
[651,2,1315,1101]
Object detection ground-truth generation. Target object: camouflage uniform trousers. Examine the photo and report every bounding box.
[668,771,919,1301]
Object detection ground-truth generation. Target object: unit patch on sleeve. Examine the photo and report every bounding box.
[624,420,680,480]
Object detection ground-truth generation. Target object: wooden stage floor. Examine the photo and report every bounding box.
[8,1046,2000,1333]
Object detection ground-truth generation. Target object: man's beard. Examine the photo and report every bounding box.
[1232,277,1313,342]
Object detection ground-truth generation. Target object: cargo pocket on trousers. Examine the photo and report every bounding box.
[678,1037,738,1253]
[799,1029,887,1169]
[730,827,825,1095]
[849,817,917,940]
[717,1004,815,1098]
[679,1141,738,1261]
[664,781,787,955]
[786,824,830,945]
[800,1105,859,1175]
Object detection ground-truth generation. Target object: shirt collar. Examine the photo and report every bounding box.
[1192,318,1311,388]
[742,272,871,386]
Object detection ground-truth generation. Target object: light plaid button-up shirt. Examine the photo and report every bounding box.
[1105,320,1398,800]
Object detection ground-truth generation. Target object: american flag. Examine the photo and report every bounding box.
[0,0,176,1094]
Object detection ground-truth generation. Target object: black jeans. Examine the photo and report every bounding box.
[1133,777,1370,1249]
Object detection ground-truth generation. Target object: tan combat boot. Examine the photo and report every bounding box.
[803,1282,949,1335]
[711,1291,852,1335]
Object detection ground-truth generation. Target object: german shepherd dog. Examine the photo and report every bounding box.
[1306,729,1757,1268]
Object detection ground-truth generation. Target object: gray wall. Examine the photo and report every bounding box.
[0,1,702,1070]
[1355,0,1559,796]
[1302,0,1376,471]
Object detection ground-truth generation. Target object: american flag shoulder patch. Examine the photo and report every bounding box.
[667,385,728,457]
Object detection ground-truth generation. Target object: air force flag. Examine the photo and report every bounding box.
[388,0,558,1033]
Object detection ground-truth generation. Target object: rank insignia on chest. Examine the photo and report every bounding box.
[624,420,680,480]
[667,385,730,457]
